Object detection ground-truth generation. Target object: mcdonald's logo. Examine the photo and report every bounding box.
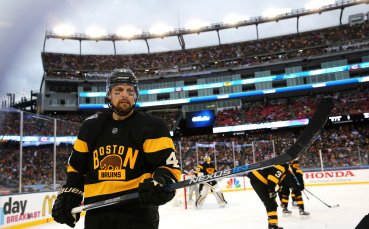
[42,194,57,216]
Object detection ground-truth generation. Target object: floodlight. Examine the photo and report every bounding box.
[305,0,335,10]
[149,23,174,35]
[223,14,249,25]
[53,25,75,36]
[184,20,210,31]
[262,8,292,19]
[86,26,107,38]
[117,26,142,38]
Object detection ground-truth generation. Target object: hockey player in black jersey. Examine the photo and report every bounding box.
[195,155,227,208]
[52,68,181,229]
[247,163,297,229]
[279,160,309,216]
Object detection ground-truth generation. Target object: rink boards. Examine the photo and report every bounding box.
[1,168,369,229]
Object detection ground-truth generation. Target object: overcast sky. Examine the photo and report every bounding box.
[0,0,367,103]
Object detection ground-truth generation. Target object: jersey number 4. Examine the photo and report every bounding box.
[166,151,180,168]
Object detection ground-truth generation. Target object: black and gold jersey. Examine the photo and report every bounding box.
[290,160,304,186]
[247,164,292,191]
[197,162,216,175]
[67,110,181,204]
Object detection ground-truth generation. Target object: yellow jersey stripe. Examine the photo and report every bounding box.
[67,165,78,173]
[84,173,152,198]
[143,137,175,153]
[252,170,268,184]
[268,175,279,184]
[157,166,182,181]
[73,139,89,153]
[274,165,285,172]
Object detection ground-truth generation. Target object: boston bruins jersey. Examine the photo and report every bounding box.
[290,160,304,187]
[247,164,295,191]
[67,110,181,204]
[197,162,216,175]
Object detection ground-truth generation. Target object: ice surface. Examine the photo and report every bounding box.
[29,184,369,229]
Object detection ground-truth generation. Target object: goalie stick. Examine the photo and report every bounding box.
[71,97,333,214]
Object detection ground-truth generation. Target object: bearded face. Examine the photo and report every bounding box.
[109,84,137,116]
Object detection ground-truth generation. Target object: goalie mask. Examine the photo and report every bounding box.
[106,68,139,116]
[204,155,211,164]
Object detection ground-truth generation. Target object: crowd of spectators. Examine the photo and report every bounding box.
[42,23,369,80]
[0,143,71,193]
[1,114,367,194]
[214,87,369,126]
[1,88,368,137]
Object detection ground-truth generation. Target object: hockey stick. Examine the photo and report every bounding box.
[303,190,310,200]
[183,170,219,192]
[166,97,333,191]
[304,188,339,208]
[71,97,333,213]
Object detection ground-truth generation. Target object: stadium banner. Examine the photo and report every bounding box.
[0,191,57,228]
[216,169,369,192]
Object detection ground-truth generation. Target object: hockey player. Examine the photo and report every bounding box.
[195,155,227,208]
[247,163,297,229]
[51,68,181,229]
[278,160,309,215]
[290,160,309,215]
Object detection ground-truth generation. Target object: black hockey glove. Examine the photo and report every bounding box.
[269,190,277,199]
[138,176,175,207]
[52,186,83,228]
[296,183,305,191]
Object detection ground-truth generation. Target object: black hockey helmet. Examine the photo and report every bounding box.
[106,68,139,96]
[106,68,139,116]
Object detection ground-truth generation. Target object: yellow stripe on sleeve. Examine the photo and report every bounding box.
[73,139,89,153]
[252,170,268,184]
[268,175,279,184]
[274,165,286,173]
[157,166,182,182]
[67,165,78,173]
[143,137,175,153]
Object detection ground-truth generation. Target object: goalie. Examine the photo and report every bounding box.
[195,155,227,208]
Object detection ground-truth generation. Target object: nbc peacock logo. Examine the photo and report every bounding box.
[226,178,241,189]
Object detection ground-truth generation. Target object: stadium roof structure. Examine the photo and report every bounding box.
[43,0,369,54]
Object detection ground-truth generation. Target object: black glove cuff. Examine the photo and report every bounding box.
[59,186,84,198]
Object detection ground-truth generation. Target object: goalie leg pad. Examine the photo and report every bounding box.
[196,186,209,208]
[213,191,227,207]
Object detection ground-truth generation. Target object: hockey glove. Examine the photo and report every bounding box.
[52,186,83,228]
[138,176,175,207]
[297,184,305,191]
[269,190,277,200]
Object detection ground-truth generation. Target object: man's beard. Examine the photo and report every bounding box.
[111,102,133,116]
[114,104,133,116]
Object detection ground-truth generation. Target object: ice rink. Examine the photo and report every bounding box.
[29,184,369,229]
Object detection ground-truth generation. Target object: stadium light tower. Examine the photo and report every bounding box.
[43,0,369,54]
